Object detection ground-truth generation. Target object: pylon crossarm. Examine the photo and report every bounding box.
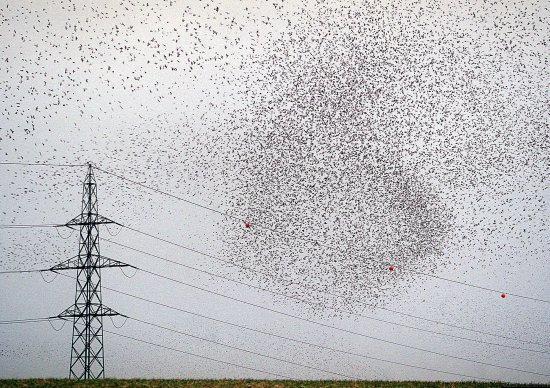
[65,213,119,227]
[49,256,79,271]
[98,305,127,318]
[50,255,134,271]
[95,256,134,269]
[56,304,125,321]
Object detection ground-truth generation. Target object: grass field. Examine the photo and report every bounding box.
[0,380,548,388]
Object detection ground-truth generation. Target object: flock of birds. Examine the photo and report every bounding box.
[1,0,548,316]
[215,1,548,311]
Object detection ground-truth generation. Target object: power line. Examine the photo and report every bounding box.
[103,238,549,355]
[0,269,45,275]
[100,284,498,381]
[4,162,548,301]
[2,163,547,379]
[135,267,550,377]
[8,258,548,356]
[104,329,294,379]
[94,165,549,304]
[55,271,544,380]
[404,272,550,304]
[0,224,63,228]
[114,226,549,348]
[0,294,349,379]
[0,162,86,167]
[2,222,547,348]
[129,317,357,379]
[94,165,234,218]
[3,163,547,303]
[2,218,545,348]
[129,318,497,382]
[0,317,55,324]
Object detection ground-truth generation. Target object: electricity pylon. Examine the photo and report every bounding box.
[50,163,130,379]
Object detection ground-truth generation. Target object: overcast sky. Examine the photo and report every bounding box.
[0,0,549,383]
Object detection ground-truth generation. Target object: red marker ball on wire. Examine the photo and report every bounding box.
[501,293,506,299]
[245,222,251,228]
[389,265,394,271]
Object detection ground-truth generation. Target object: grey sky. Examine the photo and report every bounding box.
[0,0,549,383]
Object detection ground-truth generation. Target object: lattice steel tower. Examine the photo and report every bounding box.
[50,163,129,379]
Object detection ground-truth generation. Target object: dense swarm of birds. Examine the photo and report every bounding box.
[0,0,548,316]
[215,1,548,312]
